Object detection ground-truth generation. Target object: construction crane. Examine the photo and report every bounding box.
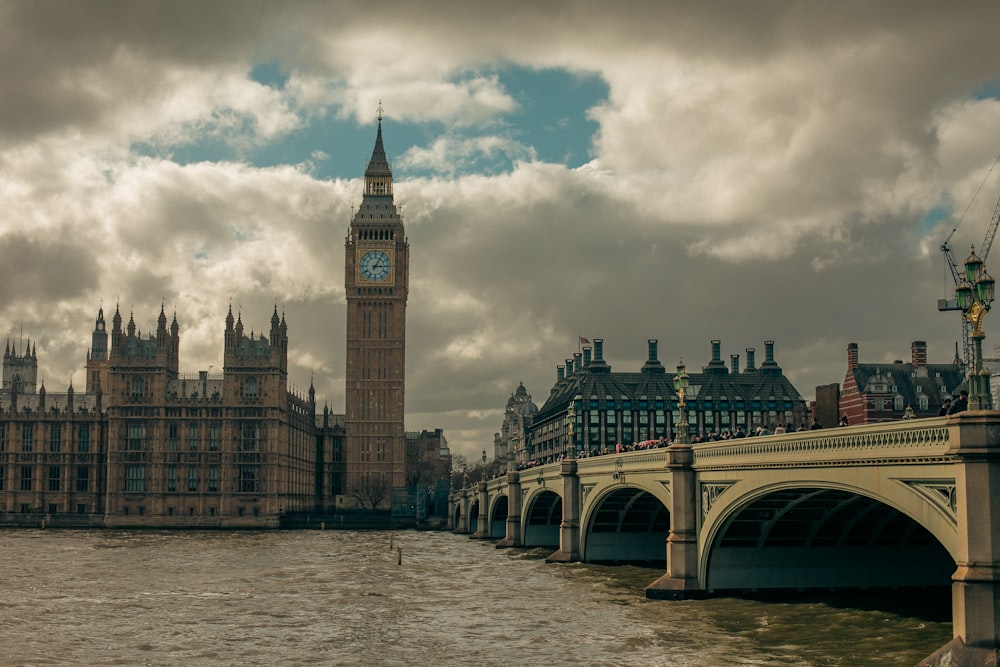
[939,186,1000,368]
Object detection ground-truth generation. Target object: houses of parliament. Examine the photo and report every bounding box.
[0,115,450,528]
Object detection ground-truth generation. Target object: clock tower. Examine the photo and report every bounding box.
[344,106,409,507]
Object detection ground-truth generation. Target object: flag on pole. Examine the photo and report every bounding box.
[579,336,590,344]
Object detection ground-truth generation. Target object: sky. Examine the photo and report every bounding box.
[2,1,1000,461]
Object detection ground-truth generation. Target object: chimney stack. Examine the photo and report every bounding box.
[731,354,740,374]
[848,342,859,370]
[911,340,927,369]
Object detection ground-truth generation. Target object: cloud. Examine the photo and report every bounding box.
[2,0,1000,462]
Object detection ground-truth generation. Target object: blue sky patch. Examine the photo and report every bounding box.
[973,80,1000,101]
[130,65,608,182]
[922,193,953,232]
[249,62,289,90]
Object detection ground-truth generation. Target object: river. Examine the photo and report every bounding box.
[0,529,950,666]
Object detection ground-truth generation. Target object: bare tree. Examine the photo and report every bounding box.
[349,476,389,510]
[450,454,470,489]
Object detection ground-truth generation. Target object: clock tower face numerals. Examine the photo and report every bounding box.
[359,249,392,282]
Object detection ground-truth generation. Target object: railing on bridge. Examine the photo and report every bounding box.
[693,418,952,468]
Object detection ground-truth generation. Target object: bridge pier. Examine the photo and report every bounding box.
[646,443,706,599]
[470,481,490,539]
[921,411,1000,666]
[546,459,580,563]
[496,471,522,549]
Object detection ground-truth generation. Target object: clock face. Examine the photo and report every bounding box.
[359,249,391,282]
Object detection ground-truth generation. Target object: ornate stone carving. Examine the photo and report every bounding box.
[902,479,958,523]
[700,482,735,519]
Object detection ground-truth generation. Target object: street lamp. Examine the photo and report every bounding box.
[482,449,488,480]
[510,434,520,471]
[956,245,996,410]
[673,360,690,444]
[565,402,576,459]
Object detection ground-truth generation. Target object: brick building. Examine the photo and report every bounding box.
[838,341,964,424]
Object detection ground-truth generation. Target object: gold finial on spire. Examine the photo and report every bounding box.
[377,100,383,122]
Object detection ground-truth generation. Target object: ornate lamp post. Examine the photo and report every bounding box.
[565,403,576,459]
[482,449,488,480]
[510,434,520,471]
[956,245,996,410]
[673,360,690,444]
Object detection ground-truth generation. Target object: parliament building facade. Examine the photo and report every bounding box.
[0,117,449,528]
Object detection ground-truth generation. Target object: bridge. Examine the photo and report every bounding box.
[449,412,1000,666]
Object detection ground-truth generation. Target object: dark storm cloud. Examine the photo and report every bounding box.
[0,233,99,305]
[0,2,273,142]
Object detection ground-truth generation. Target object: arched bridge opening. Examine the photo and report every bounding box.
[490,495,508,538]
[468,500,480,535]
[452,505,462,533]
[707,487,953,593]
[585,487,669,563]
[524,490,561,547]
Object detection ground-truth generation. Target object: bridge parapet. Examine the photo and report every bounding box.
[693,418,952,469]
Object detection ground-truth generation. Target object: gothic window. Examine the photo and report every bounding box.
[127,422,146,451]
[209,423,220,451]
[77,425,90,453]
[125,465,145,492]
[75,466,89,492]
[20,466,32,491]
[131,376,145,400]
[48,466,60,491]
[50,424,61,453]
[168,422,179,451]
[188,423,199,450]
[208,466,219,492]
[239,466,259,493]
[21,424,33,452]
[167,465,177,492]
[188,467,198,492]
[240,422,260,452]
[243,377,258,401]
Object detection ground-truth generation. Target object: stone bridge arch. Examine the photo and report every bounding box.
[581,484,670,563]
[523,487,562,547]
[467,498,480,535]
[489,493,508,538]
[700,479,956,592]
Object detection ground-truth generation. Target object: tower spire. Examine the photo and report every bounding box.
[363,103,393,198]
